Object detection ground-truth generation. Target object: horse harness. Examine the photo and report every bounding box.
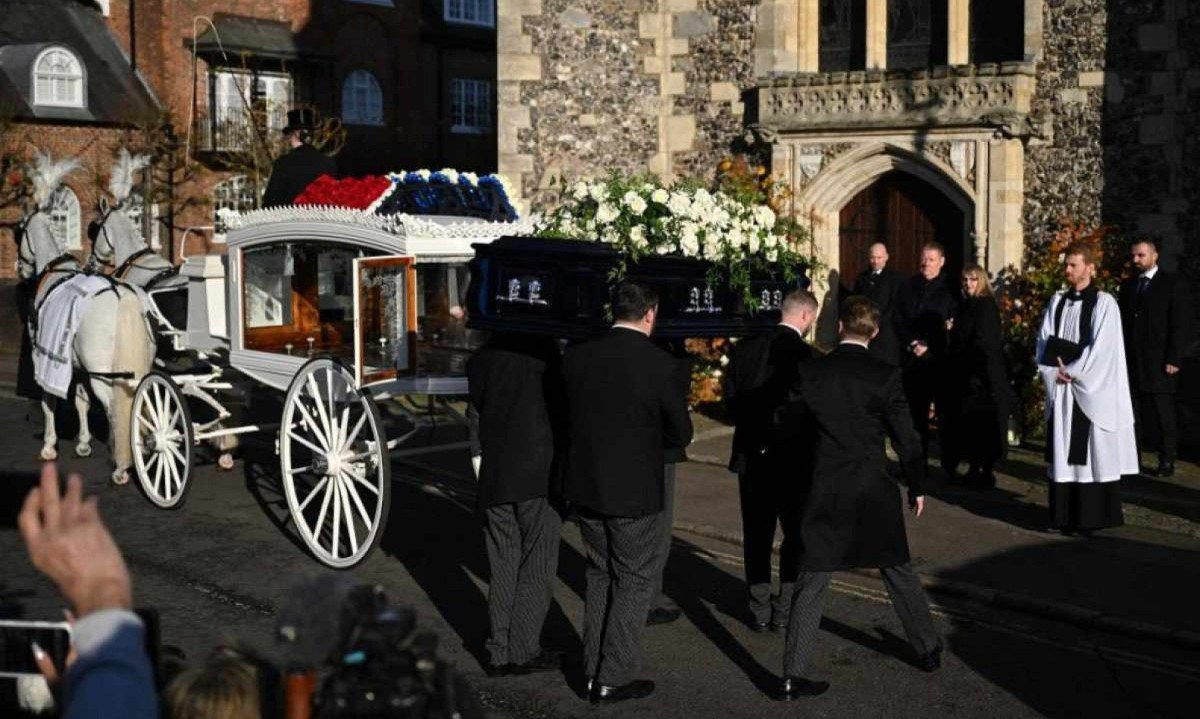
[115,247,180,290]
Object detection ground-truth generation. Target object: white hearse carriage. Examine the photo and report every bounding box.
[129,201,535,569]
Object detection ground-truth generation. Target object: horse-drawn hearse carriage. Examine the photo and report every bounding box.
[19,155,808,570]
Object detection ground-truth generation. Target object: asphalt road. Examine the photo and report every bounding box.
[1,398,1198,718]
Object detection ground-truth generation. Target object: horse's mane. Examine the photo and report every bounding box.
[30,152,80,207]
[108,148,151,204]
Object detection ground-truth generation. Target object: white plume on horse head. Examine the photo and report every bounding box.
[30,151,80,208]
[108,148,151,204]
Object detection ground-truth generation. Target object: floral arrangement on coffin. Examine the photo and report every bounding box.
[993,220,1128,441]
[536,170,815,308]
[292,169,519,220]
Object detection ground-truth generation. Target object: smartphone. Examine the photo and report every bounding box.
[0,620,72,678]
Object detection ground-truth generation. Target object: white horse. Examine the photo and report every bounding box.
[18,159,155,484]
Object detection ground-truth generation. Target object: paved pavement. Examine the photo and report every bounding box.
[1,398,1198,718]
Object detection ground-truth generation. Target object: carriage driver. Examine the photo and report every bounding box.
[262,108,337,208]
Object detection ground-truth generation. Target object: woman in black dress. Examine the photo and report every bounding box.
[942,264,1013,487]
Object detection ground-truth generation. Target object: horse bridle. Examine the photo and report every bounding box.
[89,206,118,270]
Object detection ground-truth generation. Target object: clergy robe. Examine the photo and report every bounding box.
[1036,288,1137,530]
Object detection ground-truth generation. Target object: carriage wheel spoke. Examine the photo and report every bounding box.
[330,477,343,560]
[306,375,335,452]
[287,430,326,457]
[325,369,337,440]
[345,465,380,496]
[164,452,180,496]
[167,443,188,471]
[340,411,368,455]
[311,476,335,545]
[292,399,329,452]
[297,475,330,513]
[341,470,374,528]
[288,465,313,476]
[152,384,166,428]
[336,405,350,455]
[336,476,359,556]
[135,411,154,435]
[153,454,165,496]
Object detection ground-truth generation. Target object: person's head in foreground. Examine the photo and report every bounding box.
[840,296,881,343]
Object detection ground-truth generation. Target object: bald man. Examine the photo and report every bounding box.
[852,243,902,365]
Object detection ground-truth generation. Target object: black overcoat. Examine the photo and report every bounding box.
[1118,271,1191,394]
[894,273,957,363]
[262,144,338,207]
[948,296,1014,415]
[466,334,564,507]
[724,325,813,473]
[789,343,926,570]
[852,268,903,365]
[562,327,693,517]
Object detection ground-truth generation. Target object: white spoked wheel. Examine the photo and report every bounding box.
[131,371,194,509]
[280,358,391,569]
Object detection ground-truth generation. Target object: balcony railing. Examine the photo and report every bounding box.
[194,103,288,154]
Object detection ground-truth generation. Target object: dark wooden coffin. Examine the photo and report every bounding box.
[466,236,808,339]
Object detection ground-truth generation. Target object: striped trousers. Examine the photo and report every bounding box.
[783,564,940,677]
[577,510,661,686]
[484,497,562,666]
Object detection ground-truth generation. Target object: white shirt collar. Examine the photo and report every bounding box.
[612,322,650,337]
[778,321,806,337]
[1141,266,1159,280]
[840,339,870,349]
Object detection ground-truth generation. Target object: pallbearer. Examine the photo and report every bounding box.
[1036,242,1138,534]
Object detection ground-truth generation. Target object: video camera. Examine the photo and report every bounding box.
[275,577,482,719]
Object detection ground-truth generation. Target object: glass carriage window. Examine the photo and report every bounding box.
[48,185,81,250]
[244,245,293,329]
[819,0,866,72]
[212,175,258,242]
[413,262,483,375]
[451,78,492,134]
[342,70,384,126]
[886,0,947,70]
[970,0,1025,64]
[444,0,494,28]
[33,47,85,108]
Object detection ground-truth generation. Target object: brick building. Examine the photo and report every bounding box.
[1,0,497,280]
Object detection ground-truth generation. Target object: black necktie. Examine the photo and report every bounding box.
[1138,276,1150,295]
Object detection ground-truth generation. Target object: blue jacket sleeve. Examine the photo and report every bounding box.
[64,609,159,719]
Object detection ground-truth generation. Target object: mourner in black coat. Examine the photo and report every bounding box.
[1118,240,1192,477]
[723,289,817,630]
[262,109,338,207]
[777,297,941,701]
[851,242,903,366]
[942,266,1014,487]
[466,333,566,675]
[894,242,958,468]
[562,282,693,704]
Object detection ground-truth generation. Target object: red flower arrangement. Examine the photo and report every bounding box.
[294,174,393,209]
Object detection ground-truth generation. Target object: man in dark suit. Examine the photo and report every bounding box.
[724,289,817,631]
[852,242,903,365]
[466,333,566,678]
[262,108,338,207]
[777,297,941,701]
[1118,240,1192,477]
[562,282,693,705]
[895,241,958,467]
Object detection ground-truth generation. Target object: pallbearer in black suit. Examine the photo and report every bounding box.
[466,333,566,678]
[852,242,903,365]
[1118,240,1191,477]
[562,282,693,705]
[895,242,958,468]
[777,297,941,701]
[724,289,817,631]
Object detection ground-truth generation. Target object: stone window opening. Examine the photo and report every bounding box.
[886,0,947,70]
[969,0,1024,65]
[342,70,385,126]
[819,0,867,72]
[47,185,82,251]
[209,69,291,152]
[32,46,85,108]
[444,0,495,29]
[451,78,492,134]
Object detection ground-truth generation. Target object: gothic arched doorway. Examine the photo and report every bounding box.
[838,170,966,284]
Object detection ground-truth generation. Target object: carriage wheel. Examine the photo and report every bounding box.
[280,358,391,569]
[131,371,194,509]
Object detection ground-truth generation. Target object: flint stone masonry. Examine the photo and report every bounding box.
[673,11,717,38]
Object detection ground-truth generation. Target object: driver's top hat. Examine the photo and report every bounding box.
[282,108,318,135]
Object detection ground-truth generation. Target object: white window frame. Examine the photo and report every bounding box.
[32,46,86,109]
[444,0,495,28]
[255,73,293,134]
[450,78,492,134]
[122,192,162,250]
[212,175,259,243]
[342,70,385,126]
[48,185,82,250]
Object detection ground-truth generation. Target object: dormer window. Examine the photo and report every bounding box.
[32,47,85,108]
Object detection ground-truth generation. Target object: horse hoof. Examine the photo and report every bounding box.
[75,443,92,458]
[111,470,130,486]
[39,447,58,462]
[217,453,235,471]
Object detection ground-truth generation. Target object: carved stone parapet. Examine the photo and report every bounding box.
[755,62,1035,133]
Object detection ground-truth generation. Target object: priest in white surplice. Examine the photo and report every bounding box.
[1036,242,1138,533]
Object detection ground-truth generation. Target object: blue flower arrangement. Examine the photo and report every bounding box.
[376,169,518,221]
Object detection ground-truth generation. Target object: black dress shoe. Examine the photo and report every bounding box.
[776,676,830,700]
[484,663,512,678]
[510,650,564,675]
[916,644,943,673]
[589,679,655,704]
[646,607,682,626]
[1158,461,1176,478]
[770,619,788,633]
